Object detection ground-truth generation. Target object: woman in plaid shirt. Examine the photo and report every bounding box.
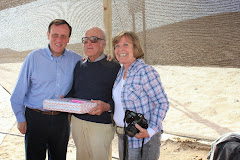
[112,31,169,160]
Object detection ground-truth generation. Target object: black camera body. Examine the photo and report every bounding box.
[124,110,148,137]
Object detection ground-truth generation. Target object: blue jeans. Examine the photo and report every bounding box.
[25,108,70,160]
[118,132,161,160]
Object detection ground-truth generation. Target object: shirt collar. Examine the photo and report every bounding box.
[121,58,144,73]
[47,44,66,58]
[83,53,105,63]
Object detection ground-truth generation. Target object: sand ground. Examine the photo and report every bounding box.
[3,61,240,159]
[0,82,211,160]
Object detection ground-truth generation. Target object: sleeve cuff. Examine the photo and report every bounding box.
[16,113,26,123]
[147,128,156,138]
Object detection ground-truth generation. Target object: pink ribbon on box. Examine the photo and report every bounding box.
[71,100,85,103]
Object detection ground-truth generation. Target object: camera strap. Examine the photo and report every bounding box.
[123,132,128,160]
[123,119,145,160]
[123,119,128,160]
[141,138,145,157]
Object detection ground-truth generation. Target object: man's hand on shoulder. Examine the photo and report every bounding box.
[106,54,113,61]
[81,57,87,61]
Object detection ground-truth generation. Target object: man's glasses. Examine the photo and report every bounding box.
[82,36,105,44]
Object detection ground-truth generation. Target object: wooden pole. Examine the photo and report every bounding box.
[128,0,147,63]
[103,0,112,56]
[132,14,135,32]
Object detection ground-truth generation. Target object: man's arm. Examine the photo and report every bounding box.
[10,54,32,124]
[10,54,32,134]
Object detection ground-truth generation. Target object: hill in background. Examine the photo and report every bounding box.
[0,0,35,11]
[142,12,240,68]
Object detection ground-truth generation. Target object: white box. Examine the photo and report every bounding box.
[43,98,97,114]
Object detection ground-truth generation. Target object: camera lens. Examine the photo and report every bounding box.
[124,110,148,137]
[125,123,139,137]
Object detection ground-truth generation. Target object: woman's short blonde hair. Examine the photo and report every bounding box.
[112,31,144,60]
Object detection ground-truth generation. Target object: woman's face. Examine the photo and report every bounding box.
[114,36,136,68]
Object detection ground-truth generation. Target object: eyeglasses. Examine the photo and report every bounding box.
[82,36,105,44]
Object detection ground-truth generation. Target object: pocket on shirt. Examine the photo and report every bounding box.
[127,84,143,101]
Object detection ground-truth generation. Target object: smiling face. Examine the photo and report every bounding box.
[84,27,106,61]
[114,36,136,70]
[47,24,70,57]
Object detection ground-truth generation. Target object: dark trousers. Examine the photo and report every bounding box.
[25,108,70,160]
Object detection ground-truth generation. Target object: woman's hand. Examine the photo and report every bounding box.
[134,124,149,139]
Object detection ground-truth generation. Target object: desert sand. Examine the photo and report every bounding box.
[1,58,239,159]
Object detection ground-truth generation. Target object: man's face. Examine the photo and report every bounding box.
[47,24,70,57]
[84,28,105,61]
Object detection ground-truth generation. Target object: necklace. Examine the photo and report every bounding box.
[123,71,127,79]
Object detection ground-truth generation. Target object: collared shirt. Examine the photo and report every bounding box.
[10,45,82,123]
[83,53,105,63]
[113,59,169,148]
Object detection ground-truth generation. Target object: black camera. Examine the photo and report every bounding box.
[124,110,148,137]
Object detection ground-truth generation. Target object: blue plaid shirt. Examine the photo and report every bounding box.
[113,59,169,148]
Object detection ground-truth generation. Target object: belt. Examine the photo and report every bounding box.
[31,108,60,115]
[116,126,125,135]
